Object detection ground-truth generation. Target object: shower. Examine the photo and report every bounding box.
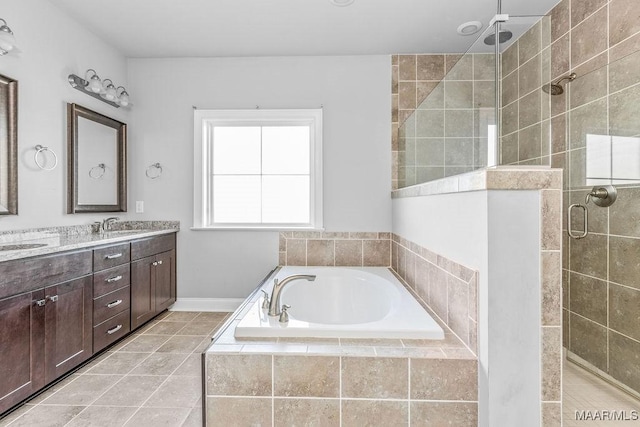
[483,29,513,45]
[542,72,577,95]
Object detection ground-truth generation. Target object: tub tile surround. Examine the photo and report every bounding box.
[205,267,478,425]
[391,234,478,353]
[279,231,391,267]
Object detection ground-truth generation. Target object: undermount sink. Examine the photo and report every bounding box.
[0,243,48,251]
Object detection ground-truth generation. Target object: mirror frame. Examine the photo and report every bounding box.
[0,73,18,215]
[67,103,127,213]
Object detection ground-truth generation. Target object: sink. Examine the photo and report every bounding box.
[0,243,48,251]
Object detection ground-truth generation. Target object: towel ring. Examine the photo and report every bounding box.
[146,163,163,179]
[89,163,106,179]
[34,145,58,171]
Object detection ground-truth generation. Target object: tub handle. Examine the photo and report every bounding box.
[260,290,270,310]
[279,304,291,323]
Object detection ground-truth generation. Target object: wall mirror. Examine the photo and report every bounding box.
[67,103,127,213]
[0,73,18,215]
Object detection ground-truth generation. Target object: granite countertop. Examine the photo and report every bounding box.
[0,221,179,263]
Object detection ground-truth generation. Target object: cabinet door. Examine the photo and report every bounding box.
[154,250,176,313]
[131,255,156,330]
[0,290,45,414]
[44,276,93,383]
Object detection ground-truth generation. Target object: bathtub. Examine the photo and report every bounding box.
[234,266,444,340]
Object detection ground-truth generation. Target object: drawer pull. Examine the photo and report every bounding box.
[107,324,123,335]
[35,299,46,307]
[105,253,123,260]
[157,260,163,265]
[47,295,58,303]
[107,299,123,309]
[152,261,158,266]
[106,275,123,283]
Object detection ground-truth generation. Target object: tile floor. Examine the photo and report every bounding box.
[0,311,229,427]
[563,360,640,426]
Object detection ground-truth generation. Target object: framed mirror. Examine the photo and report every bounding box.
[0,73,18,215]
[67,103,127,213]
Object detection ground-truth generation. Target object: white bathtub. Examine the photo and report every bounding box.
[234,266,444,340]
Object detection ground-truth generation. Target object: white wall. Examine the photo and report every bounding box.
[0,0,129,228]
[127,56,391,298]
[393,190,541,427]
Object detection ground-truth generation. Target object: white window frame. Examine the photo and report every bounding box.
[193,109,323,230]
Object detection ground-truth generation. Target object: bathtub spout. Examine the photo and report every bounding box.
[268,274,316,316]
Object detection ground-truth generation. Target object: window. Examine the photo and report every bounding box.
[193,109,323,229]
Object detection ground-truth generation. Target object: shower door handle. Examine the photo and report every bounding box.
[568,204,588,239]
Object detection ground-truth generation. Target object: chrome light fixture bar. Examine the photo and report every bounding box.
[0,18,18,56]
[67,69,131,108]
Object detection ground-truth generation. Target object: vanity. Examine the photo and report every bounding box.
[0,223,178,415]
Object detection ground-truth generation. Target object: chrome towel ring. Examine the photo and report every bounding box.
[146,163,163,179]
[34,145,58,171]
[89,163,106,179]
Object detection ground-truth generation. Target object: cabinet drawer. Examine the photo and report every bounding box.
[93,309,130,353]
[93,264,130,298]
[0,250,92,299]
[131,234,175,261]
[93,286,130,325]
[93,243,131,271]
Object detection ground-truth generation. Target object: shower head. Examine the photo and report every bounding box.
[483,29,513,45]
[542,73,577,95]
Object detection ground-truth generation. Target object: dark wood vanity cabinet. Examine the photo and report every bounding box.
[0,232,177,415]
[0,250,93,414]
[130,234,176,330]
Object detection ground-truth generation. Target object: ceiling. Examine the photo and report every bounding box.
[49,0,560,58]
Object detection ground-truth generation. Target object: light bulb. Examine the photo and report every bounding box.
[104,84,116,101]
[0,25,15,54]
[119,92,129,107]
[87,75,102,93]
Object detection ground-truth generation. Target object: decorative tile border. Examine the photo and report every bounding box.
[391,234,478,354]
[278,231,391,267]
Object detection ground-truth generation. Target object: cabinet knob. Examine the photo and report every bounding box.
[152,262,158,266]
[35,299,46,307]
[47,295,58,303]
[157,260,163,265]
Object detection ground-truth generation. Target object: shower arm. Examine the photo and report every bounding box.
[554,73,577,86]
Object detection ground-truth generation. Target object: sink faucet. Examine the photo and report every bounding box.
[268,274,316,316]
[102,217,119,232]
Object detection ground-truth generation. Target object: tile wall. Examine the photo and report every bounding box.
[539,0,640,395]
[391,234,478,354]
[392,54,495,189]
[500,16,553,165]
[278,232,391,267]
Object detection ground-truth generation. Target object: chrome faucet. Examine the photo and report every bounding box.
[102,217,119,232]
[268,274,316,316]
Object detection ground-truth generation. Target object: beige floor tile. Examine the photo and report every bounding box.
[129,353,190,376]
[194,312,229,323]
[85,352,151,375]
[156,336,204,353]
[143,321,189,335]
[40,375,122,406]
[176,321,218,336]
[117,335,171,353]
[144,376,201,408]
[124,407,190,427]
[4,405,85,427]
[64,406,138,427]
[92,375,167,407]
[173,354,202,377]
[163,311,200,322]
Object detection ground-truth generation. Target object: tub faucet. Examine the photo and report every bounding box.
[102,217,119,232]
[268,274,316,316]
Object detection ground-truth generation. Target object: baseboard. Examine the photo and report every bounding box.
[169,298,244,312]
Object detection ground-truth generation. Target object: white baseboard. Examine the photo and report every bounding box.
[169,298,244,312]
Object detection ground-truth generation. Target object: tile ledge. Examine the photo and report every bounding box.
[392,166,562,198]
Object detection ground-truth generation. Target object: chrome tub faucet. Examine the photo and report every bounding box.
[268,274,316,316]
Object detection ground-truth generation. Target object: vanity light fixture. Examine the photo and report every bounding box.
[67,69,131,108]
[0,18,18,56]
